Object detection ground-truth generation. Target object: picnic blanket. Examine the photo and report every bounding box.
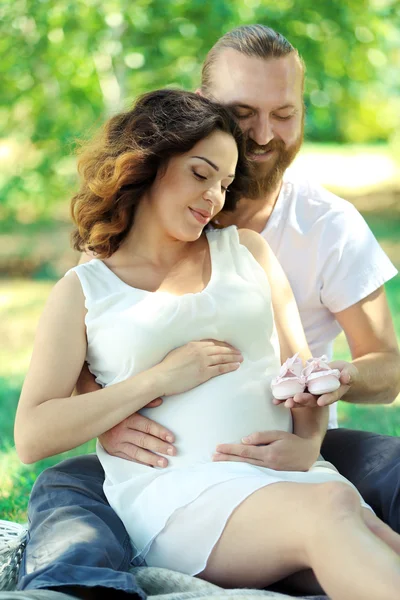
[0,520,328,599]
[135,567,328,600]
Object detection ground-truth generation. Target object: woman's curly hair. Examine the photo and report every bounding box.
[71,89,251,258]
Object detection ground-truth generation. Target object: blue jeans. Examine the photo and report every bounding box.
[18,429,400,595]
[18,455,145,598]
[320,428,400,533]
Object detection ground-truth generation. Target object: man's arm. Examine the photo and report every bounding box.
[285,286,400,409]
[333,286,400,404]
[75,363,176,466]
[298,198,400,408]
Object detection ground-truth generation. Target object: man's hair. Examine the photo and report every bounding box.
[201,24,305,92]
[71,89,250,258]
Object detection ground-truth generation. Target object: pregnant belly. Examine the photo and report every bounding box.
[140,363,292,469]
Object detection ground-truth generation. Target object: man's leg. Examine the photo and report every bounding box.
[321,428,400,533]
[17,454,145,599]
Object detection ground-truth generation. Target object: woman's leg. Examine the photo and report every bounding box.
[199,481,400,600]
[362,506,400,553]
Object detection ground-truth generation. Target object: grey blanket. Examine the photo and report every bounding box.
[0,567,328,600]
[135,567,328,600]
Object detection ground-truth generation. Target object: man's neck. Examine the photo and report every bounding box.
[218,179,283,233]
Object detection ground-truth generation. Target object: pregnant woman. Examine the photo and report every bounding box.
[15,89,400,600]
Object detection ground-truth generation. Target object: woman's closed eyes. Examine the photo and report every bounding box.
[192,168,230,193]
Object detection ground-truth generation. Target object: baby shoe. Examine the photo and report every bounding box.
[271,353,306,400]
[303,356,341,395]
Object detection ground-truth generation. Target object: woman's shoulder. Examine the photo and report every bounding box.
[65,258,101,278]
[65,258,119,305]
[55,268,86,297]
[237,228,272,264]
[207,225,273,269]
[39,271,86,326]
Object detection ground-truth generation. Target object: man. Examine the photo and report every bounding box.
[9,24,400,600]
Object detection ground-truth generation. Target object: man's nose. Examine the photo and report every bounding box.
[249,116,274,147]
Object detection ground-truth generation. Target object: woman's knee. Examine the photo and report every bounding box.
[310,481,362,522]
[317,480,360,502]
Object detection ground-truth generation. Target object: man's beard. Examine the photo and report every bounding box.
[245,122,304,200]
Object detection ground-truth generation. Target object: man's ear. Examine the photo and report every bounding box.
[195,88,205,97]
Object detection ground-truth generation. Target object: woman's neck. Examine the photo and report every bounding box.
[115,202,194,269]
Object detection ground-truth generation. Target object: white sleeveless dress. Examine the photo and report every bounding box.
[67,226,369,576]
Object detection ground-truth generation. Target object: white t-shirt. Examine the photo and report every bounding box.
[261,168,397,428]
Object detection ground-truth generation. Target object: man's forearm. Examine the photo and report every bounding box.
[75,362,102,395]
[346,351,400,404]
[292,406,329,446]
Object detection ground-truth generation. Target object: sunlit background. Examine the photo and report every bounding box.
[1,0,400,521]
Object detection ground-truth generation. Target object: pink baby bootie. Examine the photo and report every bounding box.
[271,353,306,400]
[302,356,341,395]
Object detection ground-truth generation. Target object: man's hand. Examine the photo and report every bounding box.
[212,430,321,472]
[273,361,359,408]
[99,400,176,467]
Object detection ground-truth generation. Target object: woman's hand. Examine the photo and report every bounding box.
[155,339,243,397]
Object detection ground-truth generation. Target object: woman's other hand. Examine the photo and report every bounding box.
[155,339,243,397]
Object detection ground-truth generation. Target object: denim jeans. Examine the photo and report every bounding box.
[17,455,145,598]
[17,428,400,595]
[321,428,400,533]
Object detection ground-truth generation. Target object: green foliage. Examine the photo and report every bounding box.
[1,1,399,219]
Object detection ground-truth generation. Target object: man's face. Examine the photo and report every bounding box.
[205,49,304,196]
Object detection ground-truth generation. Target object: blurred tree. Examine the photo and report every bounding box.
[0,0,399,223]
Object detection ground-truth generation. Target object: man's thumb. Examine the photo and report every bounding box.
[340,369,352,385]
[242,430,284,445]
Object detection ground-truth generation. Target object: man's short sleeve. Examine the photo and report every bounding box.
[319,201,397,314]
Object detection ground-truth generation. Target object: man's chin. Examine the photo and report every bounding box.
[250,158,276,176]
[246,165,285,199]
[247,145,302,198]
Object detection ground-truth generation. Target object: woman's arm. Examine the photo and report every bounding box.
[14,273,166,464]
[15,273,242,464]
[238,229,329,445]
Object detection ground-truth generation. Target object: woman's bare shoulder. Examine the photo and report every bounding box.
[41,271,86,322]
[237,228,272,265]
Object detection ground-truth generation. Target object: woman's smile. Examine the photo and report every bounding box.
[189,207,211,225]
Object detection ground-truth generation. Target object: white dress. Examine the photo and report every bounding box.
[67,226,369,576]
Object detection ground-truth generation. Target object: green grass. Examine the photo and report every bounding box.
[1,207,400,522]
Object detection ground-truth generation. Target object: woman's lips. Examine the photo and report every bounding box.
[189,208,211,225]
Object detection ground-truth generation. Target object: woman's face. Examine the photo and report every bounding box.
[148,129,238,241]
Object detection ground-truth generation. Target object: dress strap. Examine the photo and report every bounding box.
[206,225,239,274]
[65,259,126,308]
[206,226,240,277]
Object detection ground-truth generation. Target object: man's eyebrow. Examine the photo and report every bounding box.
[274,104,296,111]
[226,103,254,110]
[191,156,235,178]
[226,102,296,111]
